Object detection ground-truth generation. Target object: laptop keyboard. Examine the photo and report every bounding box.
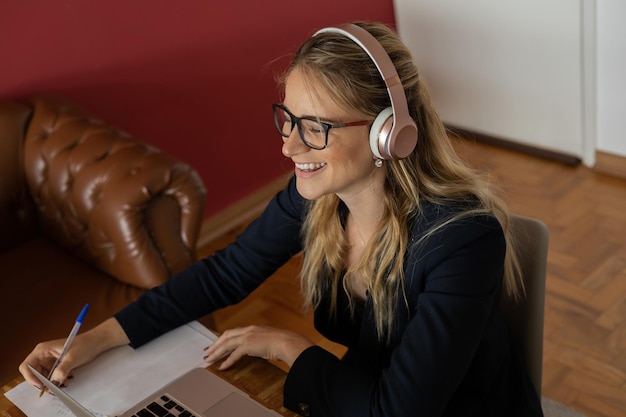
[132,394,197,417]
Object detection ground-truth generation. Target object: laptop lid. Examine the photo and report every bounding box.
[29,364,280,417]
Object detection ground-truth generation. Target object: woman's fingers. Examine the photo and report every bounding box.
[203,325,313,369]
[203,326,253,365]
[216,346,247,370]
[18,340,64,388]
[19,333,99,390]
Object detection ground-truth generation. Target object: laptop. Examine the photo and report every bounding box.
[29,364,281,417]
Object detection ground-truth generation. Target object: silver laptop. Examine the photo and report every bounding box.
[29,364,280,417]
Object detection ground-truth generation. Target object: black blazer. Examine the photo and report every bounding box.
[116,176,543,417]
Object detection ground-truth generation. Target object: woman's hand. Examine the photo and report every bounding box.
[203,325,314,370]
[19,318,129,391]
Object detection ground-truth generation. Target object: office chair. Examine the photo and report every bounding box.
[500,214,549,397]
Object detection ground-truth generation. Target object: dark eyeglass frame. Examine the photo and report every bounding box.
[272,103,372,150]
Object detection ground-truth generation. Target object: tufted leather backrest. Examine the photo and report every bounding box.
[2,96,207,289]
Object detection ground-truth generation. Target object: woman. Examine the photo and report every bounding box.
[20,22,543,416]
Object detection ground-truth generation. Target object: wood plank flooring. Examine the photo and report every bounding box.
[198,137,626,417]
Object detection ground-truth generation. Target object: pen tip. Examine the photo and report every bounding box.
[77,304,90,323]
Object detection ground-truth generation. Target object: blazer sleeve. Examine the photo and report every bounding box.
[115,176,305,348]
[283,215,506,417]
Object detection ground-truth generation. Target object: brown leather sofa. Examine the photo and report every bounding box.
[0,96,207,385]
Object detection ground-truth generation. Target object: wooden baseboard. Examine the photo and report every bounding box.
[197,173,292,248]
[594,151,626,180]
[446,125,582,166]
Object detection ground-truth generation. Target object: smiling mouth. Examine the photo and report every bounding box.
[295,162,327,172]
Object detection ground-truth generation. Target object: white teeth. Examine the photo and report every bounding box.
[295,162,327,171]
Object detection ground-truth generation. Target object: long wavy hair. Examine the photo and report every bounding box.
[280,22,523,342]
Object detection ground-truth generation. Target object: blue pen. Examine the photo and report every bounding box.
[38,303,89,397]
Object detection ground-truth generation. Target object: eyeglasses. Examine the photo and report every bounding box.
[272,103,372,150]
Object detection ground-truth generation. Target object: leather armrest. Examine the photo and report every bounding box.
[21,96,207,288]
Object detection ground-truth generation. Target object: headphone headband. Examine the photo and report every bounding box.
[313,23,417,159]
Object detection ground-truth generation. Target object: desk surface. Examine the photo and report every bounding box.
[0,357,299,417]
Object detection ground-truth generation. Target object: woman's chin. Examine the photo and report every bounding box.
[295,179,325,201]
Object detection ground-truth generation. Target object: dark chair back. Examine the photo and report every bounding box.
[500,214,549,397]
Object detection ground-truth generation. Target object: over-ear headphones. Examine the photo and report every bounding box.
[314,23,418,160]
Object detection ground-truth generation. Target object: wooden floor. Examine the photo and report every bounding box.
[198,138,626,417]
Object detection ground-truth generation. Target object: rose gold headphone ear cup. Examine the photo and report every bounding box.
[369,107,394,159]
[387,122,418,159]
[369,108,417,160]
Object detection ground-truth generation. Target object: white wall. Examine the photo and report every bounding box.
[394,0,626,164]
[597,0,626,158]
[394,0,585,159]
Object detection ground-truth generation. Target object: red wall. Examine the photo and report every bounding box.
[0,1,395,218]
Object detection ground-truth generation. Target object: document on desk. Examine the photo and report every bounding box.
[4,321,217,417]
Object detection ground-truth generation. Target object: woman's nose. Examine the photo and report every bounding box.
[282,129,309,157]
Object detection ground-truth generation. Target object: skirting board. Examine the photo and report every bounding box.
[445,125,582,166]
[450,124,626,180]
[594,150,626,180]
[197,173,292,249]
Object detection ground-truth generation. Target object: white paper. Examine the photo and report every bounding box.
[4,321,217,417]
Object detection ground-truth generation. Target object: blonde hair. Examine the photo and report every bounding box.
[282,22,522,342]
